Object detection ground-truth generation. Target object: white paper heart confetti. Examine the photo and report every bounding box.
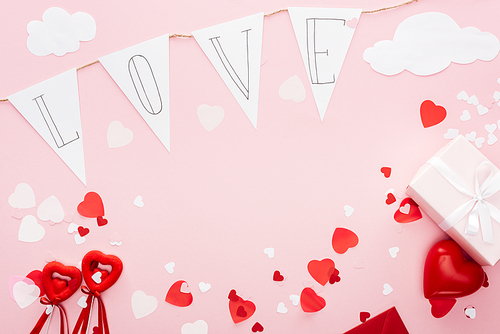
[109,232,122,246]
[353,257,365,269]
[289,294,300,306]
[475,137,485,148]
[68,223,78,234]
[37,195,64,223]
[467,95,479,106]
[131,290,158,319]
[164,262,175,274]
[77,296,87,308]
[92,272,102,284]
[457,90,468,101]
[180,282,190,294]
[460,110,471,121]
[107,121,133,148]
[383,283,393,296]
[277,302,288,314]
[399,204,410,215]
[198,282,211,293]
[197,105,224,132]
[181,320,208,334]
[279,75,306,103]
[18,215,45,242]
[13,281,40,309]
[388,247,400,258]
[9,183,36,209]
[477,104,489,116]
[464,306,476,319]
[133,195,144,208]
[344,205,354,217]
[494,91,500,102]
[444,128,459,140]
[263,247,275,259]
[485,123,497,134]
[465,131,477,142]
[74,234,86,245]
[488,133,498,145]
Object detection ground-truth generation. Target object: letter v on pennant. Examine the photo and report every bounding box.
[193,13,264,129]
[288,8,361,121]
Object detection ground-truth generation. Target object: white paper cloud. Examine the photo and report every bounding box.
[363,12,500,76]
[27,7,96,56]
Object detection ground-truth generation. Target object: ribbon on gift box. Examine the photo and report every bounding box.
[427,157,500,244]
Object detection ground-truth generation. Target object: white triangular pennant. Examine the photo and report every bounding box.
[288,8,361,121]
[193,13,263,129]
[99,34,170,151]
[8,69,86,185]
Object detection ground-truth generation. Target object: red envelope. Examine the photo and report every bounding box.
[343,307,409,334]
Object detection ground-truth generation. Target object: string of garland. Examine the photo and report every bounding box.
[0,0,417,103]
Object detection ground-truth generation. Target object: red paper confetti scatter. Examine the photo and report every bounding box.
[26,270,44,297]
[332,228,359,254]
[273,270,284,282]
[307,259,335,286]
[165,280,193,307]
[252,322,264,332]
[359,311,371,323]
[77,192,105,218]
[300,288,326,313]
[380,167,391,178]
[228,289,256,324]
[386,193,396,205]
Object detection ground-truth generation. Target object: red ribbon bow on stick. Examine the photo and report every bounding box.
[30,297,69,334]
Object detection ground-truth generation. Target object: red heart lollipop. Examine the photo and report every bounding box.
[81,251,123,293]
[42,262,82,304]
[424,240,485,299]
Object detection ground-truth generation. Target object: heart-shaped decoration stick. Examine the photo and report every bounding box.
[81,250,123,293]
[42,262,82,304]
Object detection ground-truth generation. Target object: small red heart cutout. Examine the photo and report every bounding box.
[386,193,396,205]
[78,226,90,237]
[68,278,78,291]
[42,262,82,304]
[228,292,256,324]
[307,258,335,286]
[329,269,341,284]
[273,270,284,282]
[82,250,123,293]
[77,192,105,218]
[429,298,456,318]
[420,100,447,128]
[26,270,44,297]
[165,280,193,307]
[394,198,422,223]
[380,167,391,178]
[359,311,371,322]
[92,326,101,334]
[228,289,239,302]
[252,322,264,332]
[96,216,108,227]
[332,228,359,254]
[300,288,326,313]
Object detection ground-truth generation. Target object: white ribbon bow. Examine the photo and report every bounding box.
[427,157,500,244]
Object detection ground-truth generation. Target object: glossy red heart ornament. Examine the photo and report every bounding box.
[424,240,485,299]
[394,198,422,223]
[77,192,105,218]
[82,250,123,293]
[420,100,447,128]
[228,290,256,324]
[300,287,326,313]
[165,280,193,307]
[42,262,82,305]
[307,258,335,286]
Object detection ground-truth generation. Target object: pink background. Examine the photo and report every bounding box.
[2,0,500,332]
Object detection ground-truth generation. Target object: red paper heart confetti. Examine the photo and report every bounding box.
[228,290,256,324]
[332,228,359,254]
[273,270,284,282]
[92,326,101,334]
[394,198,422,223]
[359,311,370,323]
[97,216,108,227]
[307,258,335,286]
[386,193,396,205]
[42,262,82,304]
[300,288,326,313]
[429,298,457,318]
[252,322,264,332]
[329,268,341,284]
[77,192,105,218]
[420,100,447,128]
[26,270,44,297]
[81,250,123,293]
[380,167,391,178]
[165,280,193,307]
[78,226,90,237]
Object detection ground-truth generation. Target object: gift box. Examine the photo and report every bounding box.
[406,135,500,266]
